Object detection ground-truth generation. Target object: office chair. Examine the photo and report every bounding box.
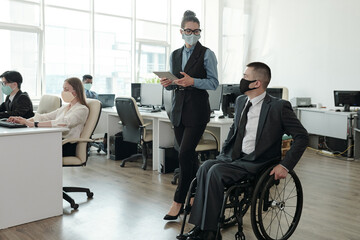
[162,89,219,184]
[62,99,102,209]
[37,94,62,114]
[115,96,153,170]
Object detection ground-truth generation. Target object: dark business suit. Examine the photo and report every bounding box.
[188,93,309,231]
[166,42,212,204]
[0,90,34,119]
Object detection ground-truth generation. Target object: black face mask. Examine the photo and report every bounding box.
[239,78,257,94]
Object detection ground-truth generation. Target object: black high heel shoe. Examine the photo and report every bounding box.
[163,205,184,220]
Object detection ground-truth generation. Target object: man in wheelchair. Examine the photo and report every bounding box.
[183,62,309,240]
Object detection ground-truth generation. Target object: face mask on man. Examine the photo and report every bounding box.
[239,78,258,94]
[61,91,76,103]
[1,85,13,96]
[182,34,201,46]
[84,83,92,91]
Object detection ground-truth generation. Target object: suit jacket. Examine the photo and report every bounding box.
[217,93,308,173]
[168,42,210,127]
[0,90,34,119]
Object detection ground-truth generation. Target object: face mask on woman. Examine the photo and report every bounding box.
[182,34,201,46]
[1,85,13,95]
[61,91,76,103]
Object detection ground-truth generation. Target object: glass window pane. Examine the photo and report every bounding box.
[171,1,202,27]
[44,0,90,11]
[171,26,184,53]
[45,7,90,94]
[94,0,132,17]
[136,20,167,41]
[0,30,38,98]
[136,0,167,23]
[94,15,132,96]
[0,0,40,26]
[136,43,166,83]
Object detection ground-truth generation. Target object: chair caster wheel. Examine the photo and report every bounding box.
[71,203,79,210]
[87,192,94,198]
[120,162,125,167]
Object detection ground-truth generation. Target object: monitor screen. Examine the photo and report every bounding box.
[221,84,242,117]
[140,83,163,107]
[334,90,360,111]
[98,94,115,108]
[207,85,223,111]
[131,83,141,103]
[267,88,283,99]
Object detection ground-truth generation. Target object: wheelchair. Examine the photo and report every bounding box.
[177,163,303,240]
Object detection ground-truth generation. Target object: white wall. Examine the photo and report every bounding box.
[246,0,360,109]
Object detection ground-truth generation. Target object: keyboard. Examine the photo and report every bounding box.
[0,120,27,128]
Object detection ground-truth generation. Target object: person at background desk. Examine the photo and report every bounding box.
[83,74,98,99]
[160,10,218,221]
[0,70,34,119]
[8,77,89,157]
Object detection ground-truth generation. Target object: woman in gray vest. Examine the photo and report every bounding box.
[161,10,219,220]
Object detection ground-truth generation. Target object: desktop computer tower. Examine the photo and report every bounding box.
[109,132,138,160]
[159,147,179,173]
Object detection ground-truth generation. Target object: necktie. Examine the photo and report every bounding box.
[231,101,252,160]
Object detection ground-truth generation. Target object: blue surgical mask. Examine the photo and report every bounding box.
[1,85,13,95]
[84,83,92,91]
[182,34,201,46]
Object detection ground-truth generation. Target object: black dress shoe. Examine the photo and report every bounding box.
[202,230,222,240]
[184,226,202,239]
[163,206,184,220]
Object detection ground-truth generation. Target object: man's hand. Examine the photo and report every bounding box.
[270,164,288,180]
[173,72,194,87]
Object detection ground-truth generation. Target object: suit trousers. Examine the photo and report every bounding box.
[173,123,207,203]
[188,158,251,231]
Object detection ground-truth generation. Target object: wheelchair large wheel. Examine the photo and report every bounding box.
[250,169,303,240]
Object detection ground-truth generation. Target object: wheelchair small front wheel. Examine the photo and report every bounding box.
[250,170,303,240]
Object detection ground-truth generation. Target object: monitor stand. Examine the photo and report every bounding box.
[343,104,350,112]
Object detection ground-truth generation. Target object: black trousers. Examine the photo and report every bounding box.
[173,123,207,203]
[62,142,77,157]
[188,159,251,231]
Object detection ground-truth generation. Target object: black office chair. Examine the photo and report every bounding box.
[115,96,153,170]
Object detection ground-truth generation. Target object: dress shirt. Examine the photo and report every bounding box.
[241,91,266,154]
[32,102,89,139]
[85,89,98,99]
[169,43,218,90]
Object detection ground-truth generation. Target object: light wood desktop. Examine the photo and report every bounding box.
[0,127,65,229]
[95,108,233,172]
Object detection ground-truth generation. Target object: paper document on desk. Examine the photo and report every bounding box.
[153,71,178,81]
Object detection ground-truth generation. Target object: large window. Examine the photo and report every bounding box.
[0,0,211,100]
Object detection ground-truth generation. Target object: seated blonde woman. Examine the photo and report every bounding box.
[8,77,89,157]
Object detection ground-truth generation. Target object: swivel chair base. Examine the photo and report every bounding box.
[63,187,94,210]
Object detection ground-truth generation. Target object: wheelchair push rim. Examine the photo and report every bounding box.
[251,169,303,240]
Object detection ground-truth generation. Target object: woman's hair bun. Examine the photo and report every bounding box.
[183,10,196,18]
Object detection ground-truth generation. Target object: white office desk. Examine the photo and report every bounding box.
[296,108,356,157]
[0,127,64,229]
[99,108,233,172]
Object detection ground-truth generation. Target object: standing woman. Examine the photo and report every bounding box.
[161,10,218,220]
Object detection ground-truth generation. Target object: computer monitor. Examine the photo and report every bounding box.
[267,88,283,99]
[221,84,242,117]
[207,85,223,112]
[140,83,163,107]
[131,83,141,103]
[334,90,360,112]
[98,94,115,108]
